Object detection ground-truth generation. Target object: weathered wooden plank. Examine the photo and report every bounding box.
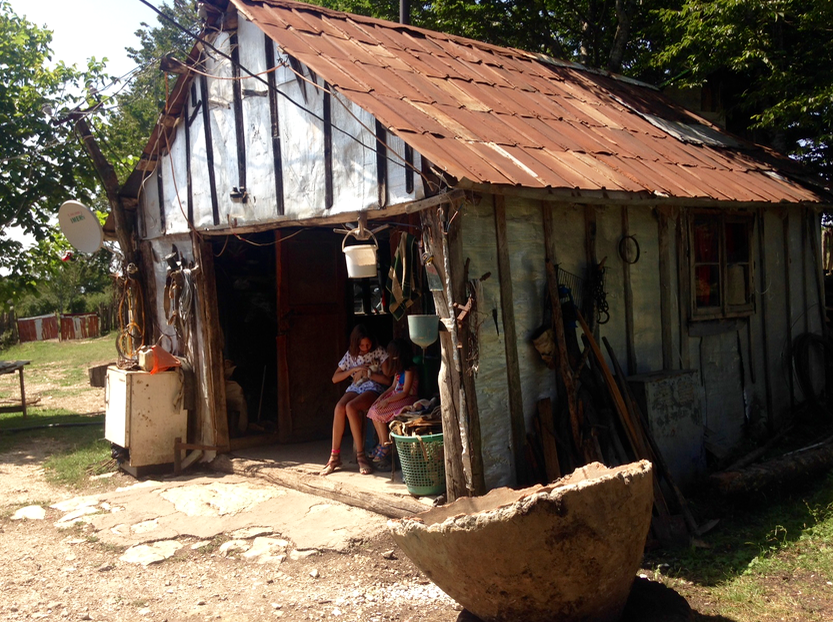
[807,208,827,335]
[375,120,388,208]
[323,84,333,209]
[421,206,469,500]
[447,201,485,495]
[230,32,247,195]
[199,74,220,226]
[675,209,690,369]
[185,91,194,225]
[621,206,637,374]
[212,455,428,518]
[156,165,166,233]
[404,144,414,194]
[783,210,795,410]
[802,208,809,334]
[195,237,229,451]
[494,195,527,483]
[657,207,673,369]
[537,398,561,482]
[264,35,285,216]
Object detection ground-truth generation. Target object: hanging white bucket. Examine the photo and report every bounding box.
[342,232,378,279]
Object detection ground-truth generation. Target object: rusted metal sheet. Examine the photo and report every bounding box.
[17,314,59,343]
[227,0,829,205]
[60,313,100,341]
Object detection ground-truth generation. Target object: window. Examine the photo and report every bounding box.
[690,212,754,319]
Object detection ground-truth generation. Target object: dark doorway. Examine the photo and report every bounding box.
[212,232,279,436]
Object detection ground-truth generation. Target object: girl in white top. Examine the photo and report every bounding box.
[321,324,391,475]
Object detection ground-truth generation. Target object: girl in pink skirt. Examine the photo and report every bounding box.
[367,338,418,469]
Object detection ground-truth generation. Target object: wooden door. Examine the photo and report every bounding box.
[276,229,347,443]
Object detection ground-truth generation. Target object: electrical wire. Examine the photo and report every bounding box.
[136,0,435,191]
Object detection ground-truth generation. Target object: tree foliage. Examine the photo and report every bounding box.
[19,216,112,316]
[0,1,103,278]
[653,0,833,178]
[318,0,664,73]
[102,0,201,182]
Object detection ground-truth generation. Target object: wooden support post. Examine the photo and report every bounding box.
[783,211,795,411]
[494,196,527,484]
[199,74,220,226]
[622,206,637,374]
[757,210,775,432]
[658,207,673,370]
[194,238,230,451]
[18,365,27,418]
[542,202,585,466]
[184,88,194,224]
[156,162,166,233]
[375,120,388,208]
[808,209,827,335]
[675,210,690,369]
[448,206,485,495]
[264,35,285,216]
[323,83,333,209]
[421,205,475,500]
[230,32,247,197]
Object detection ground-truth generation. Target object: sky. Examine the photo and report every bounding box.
[8,0,166,79]
[4,0,168,251]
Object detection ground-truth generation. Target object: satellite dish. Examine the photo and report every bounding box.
[58,200,103,254]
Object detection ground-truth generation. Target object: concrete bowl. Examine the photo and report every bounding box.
[388,460,654,622]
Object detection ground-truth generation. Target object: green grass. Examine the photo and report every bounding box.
[0,334,118,489]
[0,334,116,389]
[646,471,833,621]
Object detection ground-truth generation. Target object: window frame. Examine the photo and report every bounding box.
[688,210,755,321]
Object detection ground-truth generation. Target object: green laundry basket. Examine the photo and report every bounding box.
[391,432,446,496]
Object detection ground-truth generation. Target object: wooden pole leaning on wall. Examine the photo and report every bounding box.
[420,204,482,500]
[575,309,694,544]
[601,336,700,536]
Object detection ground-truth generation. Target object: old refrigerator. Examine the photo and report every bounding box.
[105,366,187,475]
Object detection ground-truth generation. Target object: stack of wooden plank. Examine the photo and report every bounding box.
[526,262,698,546]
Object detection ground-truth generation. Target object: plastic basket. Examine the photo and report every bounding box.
[391,432,446,496]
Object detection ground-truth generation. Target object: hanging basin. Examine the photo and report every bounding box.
[388,460,654,622]
[408,314,439,349]
[343,244,377,279]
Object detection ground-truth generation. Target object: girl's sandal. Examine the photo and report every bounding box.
[356,451,373,475]
[319,451,342,476]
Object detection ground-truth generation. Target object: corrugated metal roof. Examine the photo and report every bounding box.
[229,0,833,205]
[123,0,828,206]
[228,0,832,204]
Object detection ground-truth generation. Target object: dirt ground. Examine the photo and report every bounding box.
[0,382,462,622]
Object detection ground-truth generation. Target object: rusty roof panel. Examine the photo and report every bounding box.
[388,98,452,136]
[202,2,833,205]
[421,134,513,183]
[357,65,422,100]
[465,143,547,187]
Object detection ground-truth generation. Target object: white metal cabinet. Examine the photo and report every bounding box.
[105,366,187,472]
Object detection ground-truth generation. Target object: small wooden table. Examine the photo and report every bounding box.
[0,360,31,417]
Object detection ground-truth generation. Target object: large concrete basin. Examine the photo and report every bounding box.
[389,460,654,622]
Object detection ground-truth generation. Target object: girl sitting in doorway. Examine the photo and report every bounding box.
[321,324,391,476]
[367,338,418,470]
